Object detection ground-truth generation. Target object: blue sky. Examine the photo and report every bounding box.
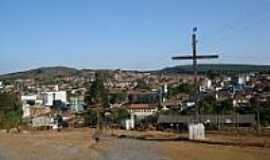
[1,0,270,74]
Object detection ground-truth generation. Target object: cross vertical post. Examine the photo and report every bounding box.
[172,27,218,123]
[192,28,197,78]
[192,29,199,121]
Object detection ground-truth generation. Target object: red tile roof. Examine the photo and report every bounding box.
[127,104,157,109]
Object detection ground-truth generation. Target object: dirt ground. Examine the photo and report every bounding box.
[0,128,270,160]
[160,141,270,160]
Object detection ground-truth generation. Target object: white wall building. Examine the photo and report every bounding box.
[200,79,212,92]
[0,81,3,89]
[188,123,205,140]
[125,114,135,130]
[69,97,84,112]
[127,104,158,118]
[21,95,37,102]
[42,91,67,106]
[22,104,31,118]
[238,76,246,85]
[21,95,40,118]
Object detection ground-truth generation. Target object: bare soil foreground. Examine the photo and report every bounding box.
[0,128,270,160]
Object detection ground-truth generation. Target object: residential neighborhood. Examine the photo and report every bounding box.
[0,68,270,131]
[1,0,270,159]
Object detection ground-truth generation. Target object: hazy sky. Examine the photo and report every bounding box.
[1,0,270,74]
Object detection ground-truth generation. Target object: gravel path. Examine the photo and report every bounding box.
[0,145,9,160]
[98,138,168,160]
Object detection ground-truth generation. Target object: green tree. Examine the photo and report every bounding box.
[85,72,109,108]
[111,108,130,124]
[0,92,22,129]
[137,114,159,129]
[84,72,109,131]
[199,95,217,114]
[218,99,234,114]
[109,92,127,104]
[199,96,234,114]
[250,97,270,126]
[82,109,97,127]
[167,83,194,98]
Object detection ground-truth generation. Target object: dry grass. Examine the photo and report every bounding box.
[160,141,270,160]
[1,128,270,160]
[0,128,104,160]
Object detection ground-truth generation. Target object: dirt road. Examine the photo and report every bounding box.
[0,128,270,160]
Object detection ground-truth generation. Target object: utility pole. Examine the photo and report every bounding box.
[172,27,218,122]
[256,98,261,135]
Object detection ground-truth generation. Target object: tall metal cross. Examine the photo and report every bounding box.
[172,27,218,122]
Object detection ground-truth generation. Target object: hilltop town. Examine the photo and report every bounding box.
[2,0,270,159]
[1,65,270,132]
[1,65,270,160]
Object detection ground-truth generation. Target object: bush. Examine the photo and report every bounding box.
[82,109,97,127]
[111,108,130,124]
[109,92,127,104]
[136,114,159,129]
[0,92,22,129]
[167,83,194,98]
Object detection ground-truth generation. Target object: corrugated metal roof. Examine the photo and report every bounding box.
[158,114,256,124]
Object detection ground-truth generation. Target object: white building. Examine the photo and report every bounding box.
[42,91,67,106]
[21,95,37,102]
[127,104,158,118]
[238,76,246,85]
[188,123,205,140]
[246,75,251,82]
[21,94,43,105]
[224,76,232,82]
[21,95,37,118]
[125,114,135,130]
[200,79,212,92]
[22,104,31,118]
[54,85,59,91]
[69,97,84,112]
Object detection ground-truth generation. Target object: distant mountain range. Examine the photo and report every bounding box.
[157,64,270,74]
[0,66,82,80]
[1,64,270,80]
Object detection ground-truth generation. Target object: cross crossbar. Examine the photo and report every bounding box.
[171,27,219,123]
[172,55,218,60]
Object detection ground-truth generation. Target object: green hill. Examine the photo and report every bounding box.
[158,64,270,74]
[1,64,270,80]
